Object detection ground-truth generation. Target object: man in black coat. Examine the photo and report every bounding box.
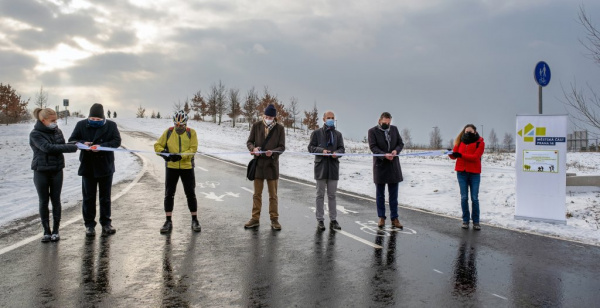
[308,110,345,230]
[69,103,121,237]
[368,112,404,230]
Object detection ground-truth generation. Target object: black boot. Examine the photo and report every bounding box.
[41,220,51,243]
[52,220,60,234]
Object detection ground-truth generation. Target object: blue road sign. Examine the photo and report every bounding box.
[534,61,551,87]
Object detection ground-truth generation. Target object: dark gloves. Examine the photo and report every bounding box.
[161,149,170,161]
[452,152,462,158]
[170,154,182,162]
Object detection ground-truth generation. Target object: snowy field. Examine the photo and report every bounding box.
[1,117,599,245]
[0,119,141,227]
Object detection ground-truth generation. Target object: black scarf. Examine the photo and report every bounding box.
[325,126,335,147]
[461,132,480,144]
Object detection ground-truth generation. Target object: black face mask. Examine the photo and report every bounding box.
[380,123,390,130]
[462,132,479,144]
[175,127,186,135]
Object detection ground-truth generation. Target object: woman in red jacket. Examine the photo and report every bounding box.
[449,124,485,230]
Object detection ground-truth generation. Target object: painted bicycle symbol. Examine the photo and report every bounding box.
[197,181,220,189]
[355,220,417,237]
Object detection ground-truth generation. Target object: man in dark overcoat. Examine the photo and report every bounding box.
[69,103,121,237]
[367,112,404,229]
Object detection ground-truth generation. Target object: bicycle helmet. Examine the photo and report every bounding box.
[173,110,188,125]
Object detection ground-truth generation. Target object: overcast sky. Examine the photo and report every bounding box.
[1,0,599,144]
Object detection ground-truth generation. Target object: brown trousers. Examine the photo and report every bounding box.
[252,179,278,220]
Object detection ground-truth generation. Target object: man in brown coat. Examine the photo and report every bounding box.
[244,104,286,230]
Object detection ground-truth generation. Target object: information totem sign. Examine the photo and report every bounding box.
[515,115,567,224]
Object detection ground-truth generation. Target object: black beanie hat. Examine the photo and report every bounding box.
[264,104,276,117]
[89,103,105,119]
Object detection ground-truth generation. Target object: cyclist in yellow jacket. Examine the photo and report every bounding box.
[154,110,200,233]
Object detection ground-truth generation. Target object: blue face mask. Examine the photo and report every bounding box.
[88,119,105,128]
[325,119,335,127]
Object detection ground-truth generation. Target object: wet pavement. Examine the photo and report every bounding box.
[1,129,600,307]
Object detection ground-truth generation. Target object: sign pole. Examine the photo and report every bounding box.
[538,85,542,114]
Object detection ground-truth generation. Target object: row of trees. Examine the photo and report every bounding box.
[425,126,514,151]
[140,81,323,133]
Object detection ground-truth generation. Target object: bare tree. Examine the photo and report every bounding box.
[448,139,455,149]
[400,128,413,149]
[33,86,48,109]
[429,126,443,149]
[503,132,514,152]
[227,88,242,127]
[172,100,183,113]
[215,80,227,125]
[243,87,258,129]
[563,6,600,136]
[289,97,300,132]
[136,105,146,118]
[207,85,218,123]
[488,128,498,152]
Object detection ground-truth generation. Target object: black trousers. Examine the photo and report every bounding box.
[164,168,197,213]
[33,170,63,233]
[82,175,113,228]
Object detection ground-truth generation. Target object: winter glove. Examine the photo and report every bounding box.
[160,149,170,161]
[452,152,462,158]
[170,154,182,162]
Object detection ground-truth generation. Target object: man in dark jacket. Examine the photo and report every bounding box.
[308,110,345,230]
[69,103,121,237]
[244,104,285,230]
[368,112,404,230]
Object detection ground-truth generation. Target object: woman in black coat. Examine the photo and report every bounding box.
[29,108,78,242]
[368,112,404,230]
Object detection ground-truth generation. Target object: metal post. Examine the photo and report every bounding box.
[538,85,542,114]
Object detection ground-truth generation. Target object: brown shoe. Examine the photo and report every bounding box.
[391,218,403,230]
[378,217,385,229]
[271,219,282,231]
[244,219,259,228]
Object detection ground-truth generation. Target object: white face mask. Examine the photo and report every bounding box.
[47,123,58,129]
[264,119,273,125]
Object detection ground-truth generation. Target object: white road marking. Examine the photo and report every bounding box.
[491,294,508,300]
[196,166,208,171]
[337,230,383,249]
[241,187,254,194]
[0,150,148,256]
[433,269,444,274]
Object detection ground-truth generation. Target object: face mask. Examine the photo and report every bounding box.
[380,123,390,130]
[465,132,475,138]
[264,119,273,125]
[325,119,335,127]
[47,123,58,129]
[88,119,105,128]
[175,127,186,134]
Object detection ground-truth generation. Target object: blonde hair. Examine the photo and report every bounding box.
[33,108,57,121]
[454,124,477,146]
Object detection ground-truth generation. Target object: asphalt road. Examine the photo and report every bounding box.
[0,129,599,307]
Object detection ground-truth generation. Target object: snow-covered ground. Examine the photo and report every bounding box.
[0,118,141,226]
[2,117,599,245]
